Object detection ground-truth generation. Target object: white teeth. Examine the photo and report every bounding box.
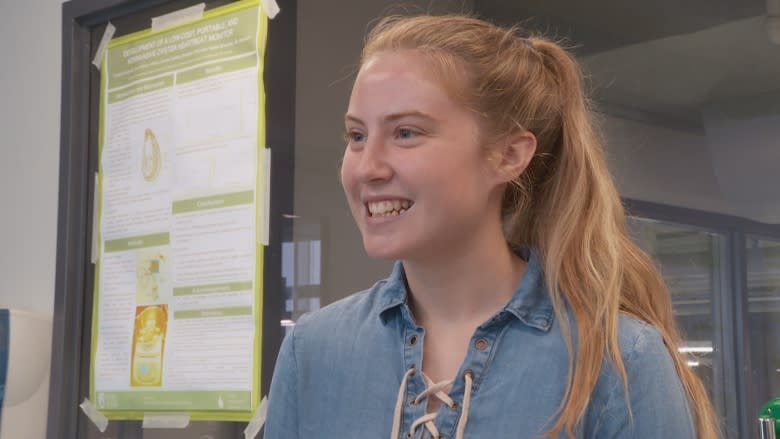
[367,199,414,216]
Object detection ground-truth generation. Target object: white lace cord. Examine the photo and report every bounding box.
[410,412,441,438]
[412,374,454,437]
[391,368,474,439]
[454,371,473,439]
[420,374,455,407]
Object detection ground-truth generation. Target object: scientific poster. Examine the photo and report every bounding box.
[91,1,268,420]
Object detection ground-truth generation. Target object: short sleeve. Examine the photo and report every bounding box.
[591,323,697,438]
[264,325,300,439]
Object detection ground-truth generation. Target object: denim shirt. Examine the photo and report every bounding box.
[265,249,696,439]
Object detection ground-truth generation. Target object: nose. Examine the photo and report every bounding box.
[353,136,393,183]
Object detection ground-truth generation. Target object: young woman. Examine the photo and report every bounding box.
[265,14,720,439]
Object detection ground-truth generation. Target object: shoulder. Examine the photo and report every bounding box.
[586,314,696,437]
[590,314,672,408]
[601,313,680,392]
[615,313,689,402]
[615,313,668,363]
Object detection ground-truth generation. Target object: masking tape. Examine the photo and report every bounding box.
[259,148,271,247]
[243,396,269,439]
[142,412,191,429]
[151,3,205,32]
[261,0,281,19]
[79,398,109,433]
[91,173,99,264]
[91,22,116,69]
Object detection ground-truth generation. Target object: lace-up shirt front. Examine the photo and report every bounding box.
[264,248,697,439]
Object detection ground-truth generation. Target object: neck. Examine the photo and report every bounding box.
[403,224,526,328]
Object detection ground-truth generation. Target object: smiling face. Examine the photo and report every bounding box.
[341,51,507,262]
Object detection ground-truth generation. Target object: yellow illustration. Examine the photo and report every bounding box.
[141,128,161,182]
[136,250,167,304]
[131,305,167,387]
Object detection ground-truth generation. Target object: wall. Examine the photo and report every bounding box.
[0,0,61,315]
[702,96,780,224]
[602,115,729,215]
[0,0,62,437]
[603,108,780,224]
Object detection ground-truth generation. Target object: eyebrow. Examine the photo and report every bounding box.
[344,111,438,125]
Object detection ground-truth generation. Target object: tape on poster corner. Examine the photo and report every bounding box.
[91,22,116,69]
[259,148,271,246]
[261,0,281,19]
[151,3,205,32]
[142,412,191,429]
[91,173,99,264]
[79,398,109,433]
[243,396,269,439]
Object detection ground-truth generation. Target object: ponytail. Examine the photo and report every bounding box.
[508,37,721,439]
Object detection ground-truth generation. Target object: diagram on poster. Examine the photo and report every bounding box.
[91,1,268,420]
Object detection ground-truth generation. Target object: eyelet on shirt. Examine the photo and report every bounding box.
[474,338,488,350]
[409,335,419,345]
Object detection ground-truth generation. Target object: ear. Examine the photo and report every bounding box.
[491,130,537,184]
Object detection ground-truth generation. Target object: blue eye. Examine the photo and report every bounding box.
[397,128,416,139]
[344,131,365,143]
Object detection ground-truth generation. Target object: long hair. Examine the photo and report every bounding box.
[361,15,720,439]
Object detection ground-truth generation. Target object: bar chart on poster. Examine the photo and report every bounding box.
[90,0,269,421]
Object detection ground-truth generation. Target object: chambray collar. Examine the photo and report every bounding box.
[376,247,555,332]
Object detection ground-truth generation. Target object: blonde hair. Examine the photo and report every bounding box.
[361,15,720,439]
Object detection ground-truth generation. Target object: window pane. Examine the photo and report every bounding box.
[283,220,324,325]
[746,237,780,432]
[627,217,725,413]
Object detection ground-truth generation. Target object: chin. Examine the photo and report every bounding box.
[362,239,406,261]
[363,247,401,261]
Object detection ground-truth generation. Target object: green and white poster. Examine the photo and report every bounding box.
[91,0,268,421]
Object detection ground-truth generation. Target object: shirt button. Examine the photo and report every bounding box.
[474,338,488,350]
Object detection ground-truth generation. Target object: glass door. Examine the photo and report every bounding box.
[627,217,728,419]
[746,236,780,437]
